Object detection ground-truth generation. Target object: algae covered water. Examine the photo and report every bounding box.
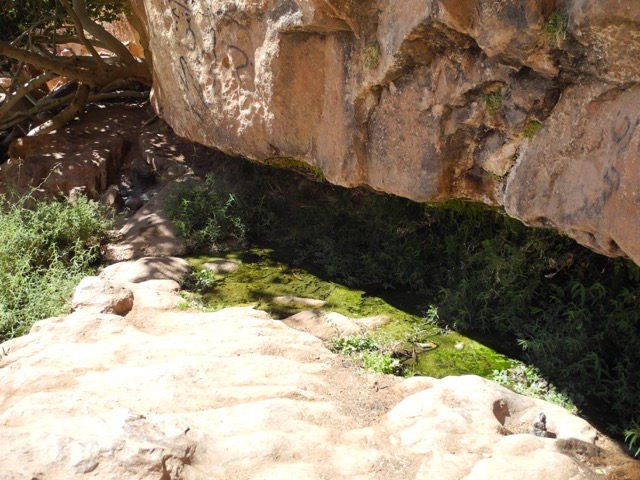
[186,248,514,380]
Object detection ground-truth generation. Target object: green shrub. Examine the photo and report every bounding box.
[361,350,403,375]
[164,175,247,252]
[328,334,378,355]
[181,268,218,293]
[0,193,112,341]
[492,363,578,413]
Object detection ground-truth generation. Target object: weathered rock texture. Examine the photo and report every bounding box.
[130,0,640,264]
[0,258,636,479]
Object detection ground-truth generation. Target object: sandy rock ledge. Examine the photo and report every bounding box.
[0,257,636,479]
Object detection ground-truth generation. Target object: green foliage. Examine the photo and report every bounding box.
[328,334,378,355]
[0,0,129,41]
[624,422,640,458]
[363,41,381,70]
[0,192,112,341]
[163,175,247,252]
[181,268,218,293]
[523,119,543,139]
[164,160,640,443]
[544,11,568,47]
[492,363,578,413]
[328,334,402,375]
[361,350,403,375]
[479,91,502,115]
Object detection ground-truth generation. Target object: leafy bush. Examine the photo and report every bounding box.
[163,175,247,252]
[164,158,640,446]
[0,193,112,341]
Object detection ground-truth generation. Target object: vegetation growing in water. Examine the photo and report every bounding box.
[0,191,112,341]
[329,334,402,376]
[165,159,640,455]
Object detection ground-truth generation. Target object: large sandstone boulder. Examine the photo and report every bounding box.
[0,258,636,479]
[130,0,640,264]
[504,82,640,260]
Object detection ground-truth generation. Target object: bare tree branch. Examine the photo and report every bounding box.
[0,87,148,131]
[71,0,136,64]
[0,41,98,86]
[58,0,107,69]
[27,83,90,136]
[0,2,152,138]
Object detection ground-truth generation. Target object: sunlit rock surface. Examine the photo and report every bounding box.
[0,257,635,479]
[130,0,640,264]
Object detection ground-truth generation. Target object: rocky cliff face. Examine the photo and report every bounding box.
[130,0,640,264]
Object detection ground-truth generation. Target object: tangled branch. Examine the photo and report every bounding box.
[0,0,151,142]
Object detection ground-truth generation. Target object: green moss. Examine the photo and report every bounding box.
[263,157,325,182]
[523,119,543,139]
[184,249,514,380]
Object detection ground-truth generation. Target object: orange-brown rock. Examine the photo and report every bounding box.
[2,134,124,198]
[129,0,640,264]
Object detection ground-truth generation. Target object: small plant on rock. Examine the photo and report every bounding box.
[479,90,502,115]
[523,119,544,139]
[492,362,578,413]
[544,11,568,47]
[363,41,381,70]
[624,421,640,458]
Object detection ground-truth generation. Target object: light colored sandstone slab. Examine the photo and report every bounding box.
[0,259,634,478]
